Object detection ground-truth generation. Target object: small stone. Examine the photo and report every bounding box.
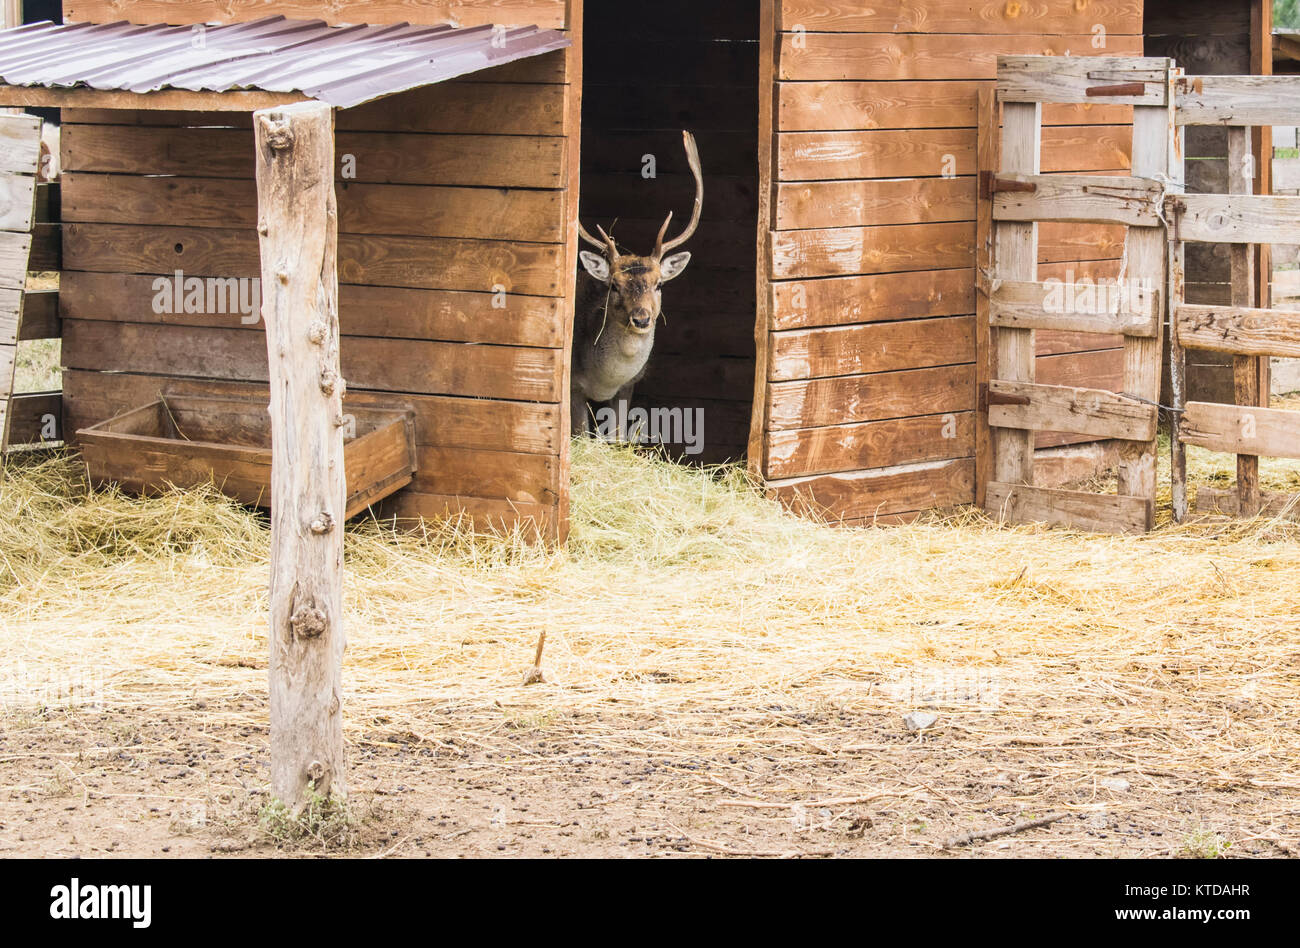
[904,711,939,731]
[1100,777,1131,792]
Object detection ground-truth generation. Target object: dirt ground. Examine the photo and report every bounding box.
[1,686,1294,859]
[3,438,1300,858]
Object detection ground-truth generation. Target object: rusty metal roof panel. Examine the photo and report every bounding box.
[0,16,570,108]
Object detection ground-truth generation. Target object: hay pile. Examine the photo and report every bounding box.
[2,440,1299,823]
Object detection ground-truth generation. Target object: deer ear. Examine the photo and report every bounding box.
[579,250,611,282]
[660,251,691,281]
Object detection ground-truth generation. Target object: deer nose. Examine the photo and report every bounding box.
[629,309,653,330]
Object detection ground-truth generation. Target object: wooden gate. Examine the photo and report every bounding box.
[1169,77,1300,521]
[979,57,1175,533]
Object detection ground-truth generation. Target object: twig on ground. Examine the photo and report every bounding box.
[523,631,546,685]
[943,812,1068,849]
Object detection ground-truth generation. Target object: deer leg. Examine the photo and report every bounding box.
[615,384,638,442]
[570,392,590,439]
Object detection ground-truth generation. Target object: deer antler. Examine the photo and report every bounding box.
[578,220,619,259]
[655,129,703,258]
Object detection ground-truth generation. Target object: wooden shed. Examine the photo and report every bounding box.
[0,1,1276,540]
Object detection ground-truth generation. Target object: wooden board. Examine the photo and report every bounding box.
[992,173,1162,226]
[770,268,974,332]
[767,364,974,431]
[768,458,975,522]
[1175,304,1300,358]
[1180,401,1300,459]
[765,412,973,480]
[769,316,975,382]
[1175,74,1300,126]
[985,482,1151,533]
[62,320,564,404]
[1173,194,1300,244]
[63,124,569,189]
[997,56,1170,106]
[776,176,973,230]
[0,113,42,454]
[776,3,1142,34]
[988,277,1158,336]
[63,223,565,297]
[987,380,1157,442]
[780,35,1145,82]
[770,222,974,279]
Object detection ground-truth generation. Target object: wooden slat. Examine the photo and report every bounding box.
[0,113,44,174]
[766,364,974,431]
[997,55,1171,106]
[1194,487,1300,520]
[1175,74,1300,126]
[28,223,57,271]
[770,222,973,279]
[1172,194,1300,244]
[63,371,563,456]
[769,458,975,522]
[1175,305,1300,358]
[990,100,1040,491]
[989,278,1158,336]
[769,316,975,382]
[765,412,973,480]
[770,268,974,332]
[5,391,61,446]
[781,35,1145,82]
[992,173,1162,226]
[63,223,565,297]
[777,2,1142,34]
[986,481,1151,533]
[61,173,566,243]
[62,320,563,404]
[0,172,35,231]
[62,124,569,188]
[1180,401,1300,460]
[59,272,564,349]
[776,176,973,231]
[987,380,1157,442]
[15,288,59,342]
[778,80,1131,132]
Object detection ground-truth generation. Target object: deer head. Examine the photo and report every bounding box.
[577,130,703,334]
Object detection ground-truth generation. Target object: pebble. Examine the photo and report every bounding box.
[903,711,939,731]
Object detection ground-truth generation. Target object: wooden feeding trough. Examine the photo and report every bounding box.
[76,394,417,519]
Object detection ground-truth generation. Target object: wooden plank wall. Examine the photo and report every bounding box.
[578,0,758,464]
[756,1,1144,525]
[1147,0,1257,406]
[58,0,580,541]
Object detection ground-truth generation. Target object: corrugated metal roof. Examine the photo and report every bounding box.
[0,16,570,108]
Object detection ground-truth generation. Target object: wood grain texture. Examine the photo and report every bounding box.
[776,176,973,231]
[1175,304,1300,358]
[986,481,1151,533]
[1180,401,1300,459]
[776,1,1142,34]
[767,364,974,431]
[766,412,973,479]
[770,316,975,382]
[770,268,974,332]
[769,458,975,522]
[254,101,346,811]
[780,34,1144,82]
[771,221,974,279]
[988,380,1157,442]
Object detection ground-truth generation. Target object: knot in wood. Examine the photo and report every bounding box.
[290,602,328,638]
[306,760,326,784]
[309,512,334,535]
[318,368,338,395]
[307,320,328,345]
[260,115,295,151]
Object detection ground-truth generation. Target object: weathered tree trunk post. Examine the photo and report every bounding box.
[254,100,346,812]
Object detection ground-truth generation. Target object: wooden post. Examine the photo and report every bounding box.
[1169,85,1189,522]
[1228,125,1262,517]
[254,101,347,812]
[1115,69,1173,528]
[991,101,1041,490]
[974,88,998,509]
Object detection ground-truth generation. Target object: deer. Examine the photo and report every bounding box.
[570,129,703,438]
